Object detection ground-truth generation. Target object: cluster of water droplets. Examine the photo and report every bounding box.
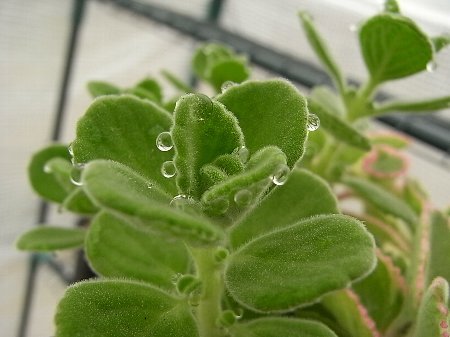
[307,113,320,132]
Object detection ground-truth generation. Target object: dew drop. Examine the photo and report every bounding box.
[205,197,229,215]
[426,60,437,72]
[307,113,320,131]
[237,146,249,164]
[221,81,236,92]
[234,189,253,207]
[68,143,74,157]
[170,194,195,209]
[271,164,290,186]
[43,164,52,174]
[156,131,173,151]
[70,164,85,186]
[234,308,244,320]
[161,161,176,178]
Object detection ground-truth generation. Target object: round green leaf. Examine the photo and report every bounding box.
[55,279,198,337]
[217,79,309,167]
[359,14,433,83]
[225,214,376,312]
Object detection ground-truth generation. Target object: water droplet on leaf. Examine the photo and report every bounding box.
[161,161,176,178]
[234,189,253,207]
[196,93,213,110]
[70,164,85,186]
[307,113,320,131]
[271,164,290,186]
[221,81,236,92]
[156,131,173,151]
[68,143,74,157]
[43,164,52,174]
[237,146,249,163]
[205,197,229,215]
[170,194,193,208]
[426,60,437,72]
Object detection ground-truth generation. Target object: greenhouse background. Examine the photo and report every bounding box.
[1,0,449,336]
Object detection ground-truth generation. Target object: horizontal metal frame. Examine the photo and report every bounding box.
[103,0,449,153]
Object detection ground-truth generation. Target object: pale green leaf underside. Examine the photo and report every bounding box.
[55,279,198,337]
[321,289,380,337]
[28,144,72,203]
[16,226,85,252]
[86,212,190,289]
[231,317,338,337]
[414,277,449,337]
[359,13,432,83]
[309,99,371,150]
[343,176,418,225]
[426,211,450,286]
[230,168,339,249]
[172,93,244,198]
[82,160,224,245]
[217,79,309,167]
[225,214,376,312]
[72,95,176,195]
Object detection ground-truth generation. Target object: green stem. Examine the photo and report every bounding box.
[190,247,224,337]
[346,77,379,121]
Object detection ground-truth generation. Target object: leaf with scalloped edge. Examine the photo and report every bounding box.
[414,277,449,337]
[71,95,176,195]
[230,168,338,249]
[171,93,244,199]
[230,317,338,337]
[217,79,309,167]
[86,212,189,289]
[82,160,224,245]
[225,214,376,312]
[16,226,86,252]
[55,279,198,337]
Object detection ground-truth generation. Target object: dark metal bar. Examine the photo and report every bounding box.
[105,0,449,153]
[17,0,87,336]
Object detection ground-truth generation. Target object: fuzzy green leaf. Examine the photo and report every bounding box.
[217,79,309,167]
[230,168,338,249]
[82,160,224,245]
[71,95,176,195]
[86,212,189,289]
[414,277,449,337]
[426,211,450,286]
[353,250,405,331]
[321,289,381,337]
[172,93,244,198]
[359,13,433,84]
[16,226,86,252]
[62,188,99,215]
[225,214,376,312]
[309,99,371,150]
[201,146,287,217]
[87,81,121,98]
[298,12,346,94]
[343,176,418,225]
[231,317,338,337]
[28,144,72,203]
[55,279,198,337]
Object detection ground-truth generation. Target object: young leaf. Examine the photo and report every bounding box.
[373,96,450,115]
[230,168,338,249]
[71,95,177,195]
[230,317,338,337]
[426,211,450,286]
[225,214,376,312]
[353,250,406,331]
[62,188,99,215]
[209,59,250,92]
[82,160,224,245]
[87,81,121,98]
[321,289,381,337]
[161,70,194,93]
[171,93,244,199]
[298,12,346,94]
[308,99,371,150]
[16,226,86,252]
[413,277,449,337]
[343,176,418,226]
[359,13,433,84]
[86,212,190,289]
[384,0,400,13]
[431,34,450,52]
[217,79,309,167]
[28,144,72,203]
[55,279,198,337]
[134,77,163,102]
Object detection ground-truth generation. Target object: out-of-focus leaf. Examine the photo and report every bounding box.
[16,226,86,252]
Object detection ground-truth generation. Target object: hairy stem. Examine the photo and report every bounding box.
[190,247,224,337]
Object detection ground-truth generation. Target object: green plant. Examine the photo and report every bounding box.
[18,1,450,336]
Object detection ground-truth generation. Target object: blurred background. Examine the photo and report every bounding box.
[1,0,449,336]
